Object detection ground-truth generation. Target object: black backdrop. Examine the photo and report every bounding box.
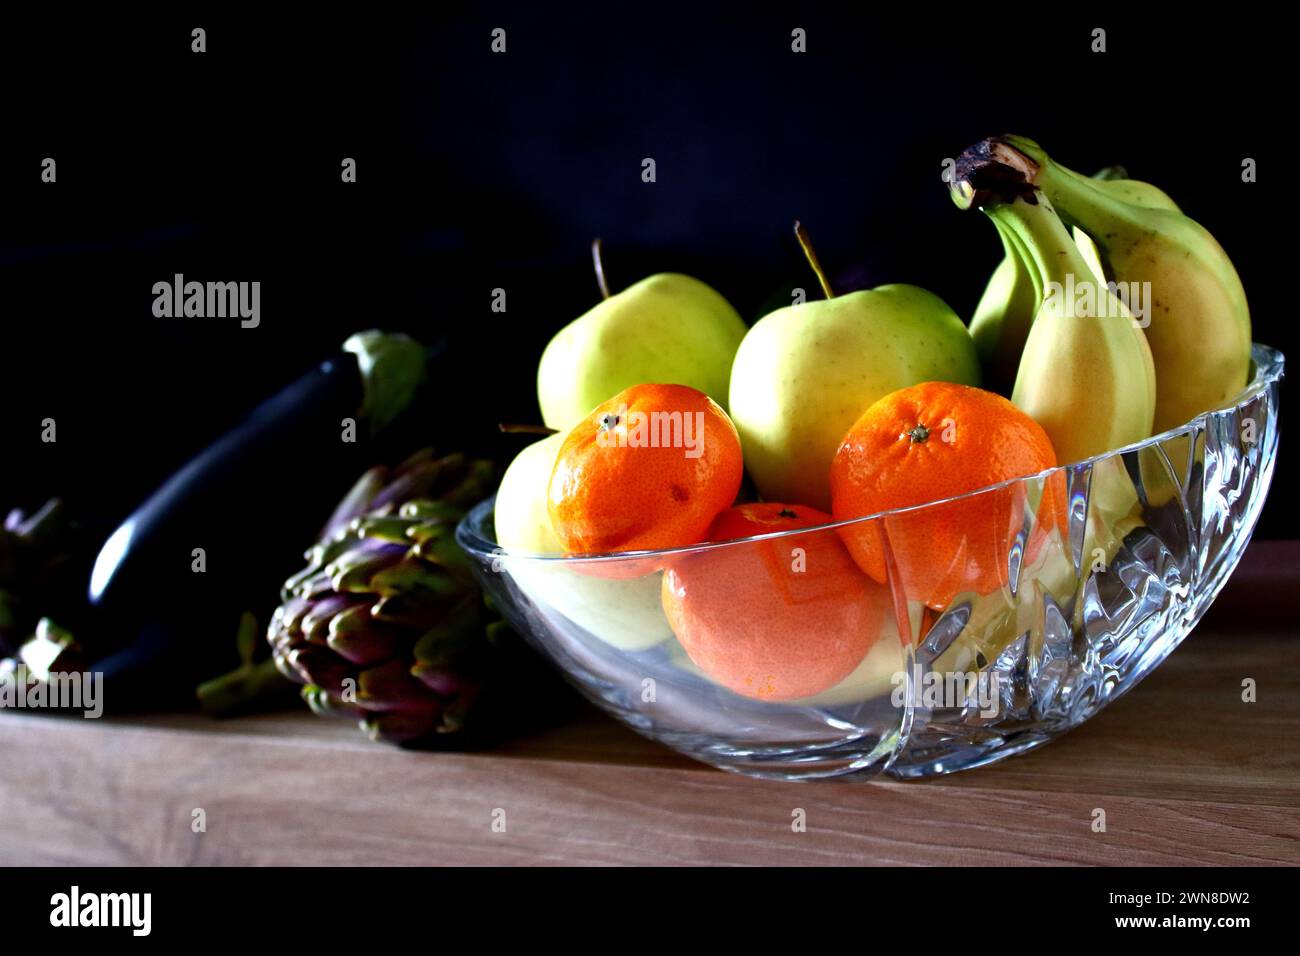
[1,9,1289,547]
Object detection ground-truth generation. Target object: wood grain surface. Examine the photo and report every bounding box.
[1,546,1297,866]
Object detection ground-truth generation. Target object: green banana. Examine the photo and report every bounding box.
[969,218,1039,394]
[1073,166,1181,287]
[952,142,1157,465]
[970,165,1179,395]
[1090,165,1181,209]
[999,136,1251,433]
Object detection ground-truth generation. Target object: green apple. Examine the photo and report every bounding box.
[537,245,747,430]
[729,224,980,511]
[493,433,673,652]
[494,433,567,554]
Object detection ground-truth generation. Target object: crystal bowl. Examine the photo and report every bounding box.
[457,345,1283,780]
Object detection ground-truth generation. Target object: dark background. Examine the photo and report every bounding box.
[1,9,1288,546]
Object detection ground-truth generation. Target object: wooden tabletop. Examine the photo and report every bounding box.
[1,543,1297,866]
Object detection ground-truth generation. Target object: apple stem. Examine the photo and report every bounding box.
[591,238,611,300]
[793,221,834,299]
[498,423,559,435]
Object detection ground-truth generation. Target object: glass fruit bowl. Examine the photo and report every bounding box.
[456,344,1283,781]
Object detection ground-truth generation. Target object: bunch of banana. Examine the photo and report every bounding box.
[985,136,1252,433]
[970,166,1180,395]
[951,139,1157,465]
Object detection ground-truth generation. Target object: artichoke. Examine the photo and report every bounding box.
[268,449,511,743]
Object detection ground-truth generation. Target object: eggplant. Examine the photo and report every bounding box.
[86,330,439,709]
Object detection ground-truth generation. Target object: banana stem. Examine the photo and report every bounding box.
[993,136,1149,241]
[987,195,1091,289]
[793,221,835,299]
[950,135,1068,285]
